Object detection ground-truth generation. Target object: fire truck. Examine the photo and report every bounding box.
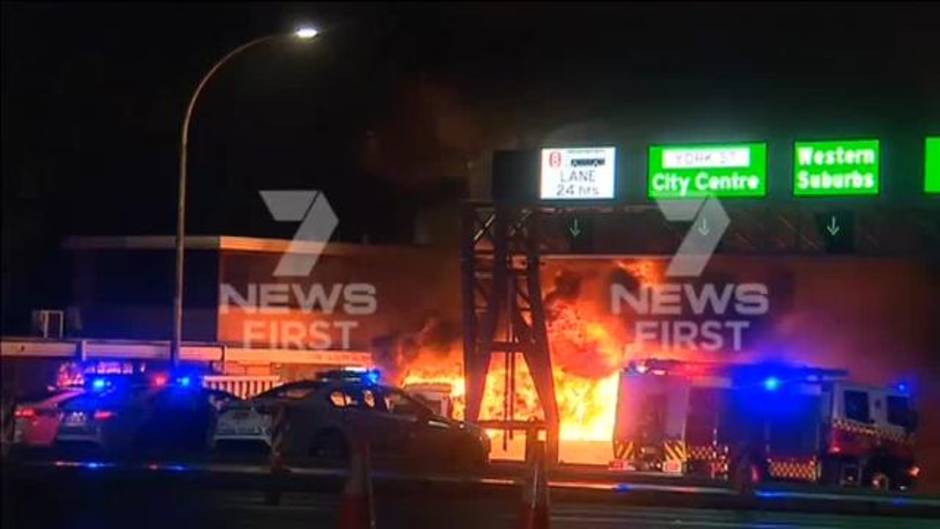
[610,359,919,491]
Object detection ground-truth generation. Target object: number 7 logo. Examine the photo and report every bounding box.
[259,190,338,277]
[655,196,729,278]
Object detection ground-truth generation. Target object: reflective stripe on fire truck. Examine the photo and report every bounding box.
[663,439,688,463]
[686,443,729,478]
[613,440,635,460]
[831,417,913,445]
[767,457,819,482]
[687,444,713,461]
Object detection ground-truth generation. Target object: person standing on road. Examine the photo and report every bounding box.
[1,387,15,460]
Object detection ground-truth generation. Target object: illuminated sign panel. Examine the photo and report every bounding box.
[647,143,767,199]
[926,137,940,194]
[540,147,616,200]
[793,139,879,196]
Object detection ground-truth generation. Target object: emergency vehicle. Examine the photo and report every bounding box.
[610,359,919,491]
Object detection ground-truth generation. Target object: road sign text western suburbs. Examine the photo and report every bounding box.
[793,139,879,196]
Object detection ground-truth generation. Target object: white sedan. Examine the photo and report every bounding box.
[213,381,320,449]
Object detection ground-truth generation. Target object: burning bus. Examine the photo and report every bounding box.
[611,359,919,491]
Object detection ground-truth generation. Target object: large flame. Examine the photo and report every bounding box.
[396,300,628,441]
[395,259,665,454]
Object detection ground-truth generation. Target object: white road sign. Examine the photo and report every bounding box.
[540,147,616,200]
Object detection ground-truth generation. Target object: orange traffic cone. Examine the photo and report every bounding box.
[337,437,375,529]
[517,440,550,529]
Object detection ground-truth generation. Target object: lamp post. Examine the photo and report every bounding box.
[171,27,318,367]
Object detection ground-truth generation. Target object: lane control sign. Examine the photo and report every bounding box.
[540,147,616,200]
[648,143,767,199]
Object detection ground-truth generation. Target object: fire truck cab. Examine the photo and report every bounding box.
[610,359,918,491]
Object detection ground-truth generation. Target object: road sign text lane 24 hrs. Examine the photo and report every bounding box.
[540,147,617,200]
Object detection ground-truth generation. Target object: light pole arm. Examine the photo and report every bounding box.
[179,34,280,154]
[172,34,280,367]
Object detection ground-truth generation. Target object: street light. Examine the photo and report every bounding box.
[295,27,319,39]
[172,27,318,367]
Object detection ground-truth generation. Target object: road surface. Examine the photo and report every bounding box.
[3,457,938,528]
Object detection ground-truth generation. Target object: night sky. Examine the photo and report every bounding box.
[2,3,939,331]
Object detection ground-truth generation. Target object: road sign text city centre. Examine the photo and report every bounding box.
[648,143,767,199]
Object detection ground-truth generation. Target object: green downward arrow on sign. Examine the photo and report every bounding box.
[815,211,854,254]
[569,218,582,238]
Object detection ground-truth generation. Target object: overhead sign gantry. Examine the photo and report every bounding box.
[470,135,939,465]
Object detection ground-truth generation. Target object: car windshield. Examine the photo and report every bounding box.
[60,392,108,410]
[844,390,871,423]
[887,396,912,428]
[382,388,430,418]
[16,388,71,403]
[62,385,154,409]
[255,381,322,400]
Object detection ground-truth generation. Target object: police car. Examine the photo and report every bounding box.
[213,380,321,450]
[55,374,236,457]
[278,369,490,472]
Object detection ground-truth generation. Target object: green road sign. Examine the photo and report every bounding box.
[793,139,879,196]
[648,143,767,199]
[926,137,940,194]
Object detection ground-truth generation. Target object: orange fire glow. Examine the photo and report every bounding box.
[397,259,665,449]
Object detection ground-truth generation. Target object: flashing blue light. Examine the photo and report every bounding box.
[897,383,908,393]
[91,378,107,391]
[365,370,381,385]
[763,376,780,392]
[177,376,191,387]
[754,490,785,499]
